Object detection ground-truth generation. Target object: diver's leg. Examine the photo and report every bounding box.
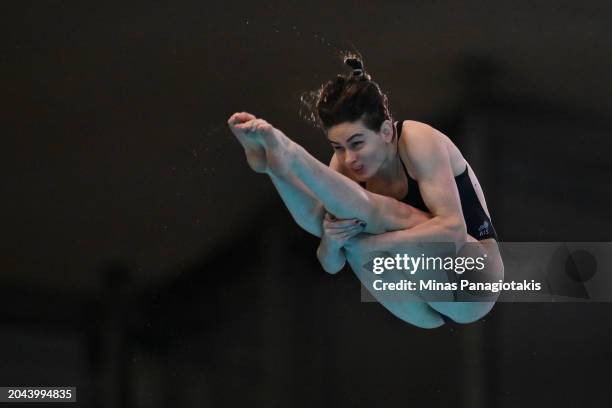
[241,119,430,234]
[229,112,326,237]
[345,229,502,325]
[426,238,504,323]
[268,173,325,237]
[286,143,431,234]
[228,112,268,173]
[344,250,446,329]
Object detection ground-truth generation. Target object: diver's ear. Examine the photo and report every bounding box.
[380,120,394,143]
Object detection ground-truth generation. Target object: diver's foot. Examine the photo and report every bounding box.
[227,112,268,173]
[263,129,296,177]
[232,116,295,177]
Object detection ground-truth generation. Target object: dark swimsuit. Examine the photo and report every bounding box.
[362,121,498,241]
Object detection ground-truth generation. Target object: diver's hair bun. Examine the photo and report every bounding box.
[299,51,391,131]
[344,56,370,80]
[344,57,363,72]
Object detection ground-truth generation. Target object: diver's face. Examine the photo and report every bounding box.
[327,119,393,181]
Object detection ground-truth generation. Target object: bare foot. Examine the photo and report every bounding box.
[232,116,296,177]
[227,112,268,173]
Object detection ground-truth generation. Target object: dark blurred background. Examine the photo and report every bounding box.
[2,1,612,407]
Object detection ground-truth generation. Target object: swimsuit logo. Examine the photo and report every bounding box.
[478,221,490,237]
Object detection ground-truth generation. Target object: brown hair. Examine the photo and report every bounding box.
[300,53,393,133]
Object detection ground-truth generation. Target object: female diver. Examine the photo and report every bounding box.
[227,56,503,328]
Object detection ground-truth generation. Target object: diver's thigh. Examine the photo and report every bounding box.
[345,250,445,329]
[428,238,503,323]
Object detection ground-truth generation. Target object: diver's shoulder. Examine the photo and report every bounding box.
[398,120,436,150]
[399,119,435,135]
[397,120,450,172]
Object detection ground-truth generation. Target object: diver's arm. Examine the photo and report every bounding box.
[347,124,467,254]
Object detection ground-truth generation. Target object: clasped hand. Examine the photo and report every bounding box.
[321,212,366,251]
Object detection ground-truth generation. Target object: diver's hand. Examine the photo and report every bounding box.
[321,213,366,251]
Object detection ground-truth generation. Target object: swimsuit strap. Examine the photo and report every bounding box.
[395,120,413,181]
